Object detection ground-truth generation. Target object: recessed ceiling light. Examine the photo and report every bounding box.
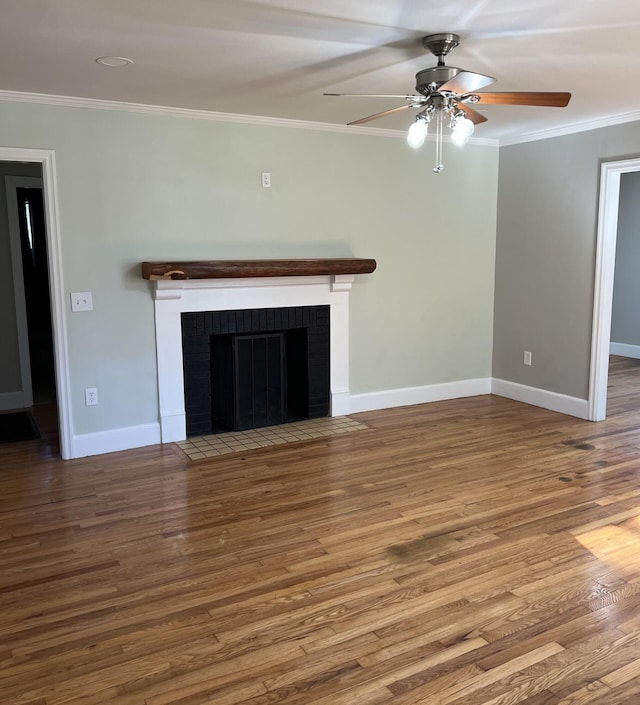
[96,56,134,68]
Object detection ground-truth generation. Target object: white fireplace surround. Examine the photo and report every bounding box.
[153,274,355,442]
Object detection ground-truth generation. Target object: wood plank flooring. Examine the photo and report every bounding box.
[2,357,640,704]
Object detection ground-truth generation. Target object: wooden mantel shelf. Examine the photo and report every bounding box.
[141,258,377,281]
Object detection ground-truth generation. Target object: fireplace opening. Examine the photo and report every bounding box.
[182,306,329,436]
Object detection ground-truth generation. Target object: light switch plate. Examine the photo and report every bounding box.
[71,292,93,312]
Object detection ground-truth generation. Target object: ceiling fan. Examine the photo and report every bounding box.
[325,33,571,172]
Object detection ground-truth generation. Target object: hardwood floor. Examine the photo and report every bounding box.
[2,358,640,704]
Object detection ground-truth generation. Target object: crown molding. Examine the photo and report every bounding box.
[0,89,497,146]
[499,109,640,146]
[2,89,639,147]
[0,89,399,137]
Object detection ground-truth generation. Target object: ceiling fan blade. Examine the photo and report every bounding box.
[348,104,414,126]
[439,70,496,95]
[458,103,488,124]
[325,93,422,100]
[469,92,571,107]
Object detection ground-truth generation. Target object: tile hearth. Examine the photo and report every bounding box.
[175,416,368,460]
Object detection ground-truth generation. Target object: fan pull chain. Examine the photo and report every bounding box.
[433,109,444,173]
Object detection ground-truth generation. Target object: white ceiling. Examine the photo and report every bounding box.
[3,0,640,142]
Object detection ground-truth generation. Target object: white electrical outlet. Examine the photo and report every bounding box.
[85,387,98,406]
[71,292,93,312]
[523,351,532,366]
[261,171,271,188]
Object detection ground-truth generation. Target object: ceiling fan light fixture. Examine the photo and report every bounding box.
[451,116,475,146]
[407,117,429,149]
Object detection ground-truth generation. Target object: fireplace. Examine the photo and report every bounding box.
[142,258,376,443]
[182,306,330,435]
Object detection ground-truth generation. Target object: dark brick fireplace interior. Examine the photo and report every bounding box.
[182,306,330,436]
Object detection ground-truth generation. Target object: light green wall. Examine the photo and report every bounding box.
[494,120,640,399]
[611,171,640,347]
[0,99,498,437]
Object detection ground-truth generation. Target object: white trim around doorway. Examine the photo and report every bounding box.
[589,156,640,421]
[0,148,72,459]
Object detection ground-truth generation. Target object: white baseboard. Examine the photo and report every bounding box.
[71,380,490,458]
[491,378,589,420]
[68,376,592,459]
[0,391,30,412]
[610,342,640,359]
[159,411,186,444]
[330,390,351,417]
[72,422,161,459]
[349,378,492,414]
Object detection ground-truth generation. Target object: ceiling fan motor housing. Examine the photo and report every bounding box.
[415,66,462,95]
[416,33,463,95]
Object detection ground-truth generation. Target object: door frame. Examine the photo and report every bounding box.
[588,156,640,421]
[1,148,72,459]
[5,175,44,409]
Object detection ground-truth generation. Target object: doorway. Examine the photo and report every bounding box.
[0,148,71,458]
[15,183,56,405]
[3,169,57,447]
[589,156,640,420]
[6,175,57,404]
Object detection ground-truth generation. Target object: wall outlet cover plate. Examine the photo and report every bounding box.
[71,292,93,312]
